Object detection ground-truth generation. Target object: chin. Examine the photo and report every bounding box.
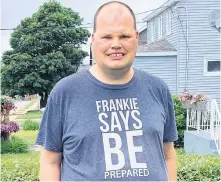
[106,63,132,71]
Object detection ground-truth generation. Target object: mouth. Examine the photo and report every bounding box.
[106,53,126,59]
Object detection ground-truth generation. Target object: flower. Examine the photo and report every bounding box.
[179,91,208,104]
[191,93,208,103]
[1,96,16,112]
[179,91,192,102]
[0,121,20,134]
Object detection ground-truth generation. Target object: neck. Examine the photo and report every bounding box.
[89,65,134,85]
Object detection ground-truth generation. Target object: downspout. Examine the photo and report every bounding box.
[176,6,189,91]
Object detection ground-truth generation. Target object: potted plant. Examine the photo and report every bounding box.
[180,91,208,111]
[1,96,19,141]
[191,93,208,111]
[179,91,194,109]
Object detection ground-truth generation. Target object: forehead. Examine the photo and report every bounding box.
[96,3,135,34]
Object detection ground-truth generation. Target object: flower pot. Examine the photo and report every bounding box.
[195,101,207,111]
[182,102,194,109]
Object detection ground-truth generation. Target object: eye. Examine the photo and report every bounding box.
[103,36,111,39]
[120,35,130,39]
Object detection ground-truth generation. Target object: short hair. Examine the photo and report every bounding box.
[93,1,137,33]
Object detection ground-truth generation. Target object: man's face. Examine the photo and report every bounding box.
[92,5,138,71]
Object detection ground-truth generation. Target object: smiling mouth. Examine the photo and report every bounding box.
[107,53,126,57]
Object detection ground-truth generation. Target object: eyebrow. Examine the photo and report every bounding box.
[102,33,131,36]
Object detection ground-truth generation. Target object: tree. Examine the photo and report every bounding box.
[1,1,90,107]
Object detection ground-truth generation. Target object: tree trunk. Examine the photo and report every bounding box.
[2,110,10,124]
[39,92,48,108]
[1,132,10,141]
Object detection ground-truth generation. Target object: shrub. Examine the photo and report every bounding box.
[177,150,220,181]
[172,95,186,147]
[1,149,219,181]
[1,136,29,154]
[1,152,40,181]
[23,120,40,131]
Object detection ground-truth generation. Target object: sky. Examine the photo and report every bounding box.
[1,0,167,63]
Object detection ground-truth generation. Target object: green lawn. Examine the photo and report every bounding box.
[17,111,43,119]
[1,152,40,181]
[12,130,38,146]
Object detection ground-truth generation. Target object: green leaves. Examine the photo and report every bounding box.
[177,151,220,181]
[172,95,187,147]
[1,1,90,107]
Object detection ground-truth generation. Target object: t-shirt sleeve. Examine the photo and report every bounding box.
[36,93,63,152]
[163,86,178,143]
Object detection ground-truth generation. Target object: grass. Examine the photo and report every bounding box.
[12,130,38,146]
[17,110,43,119]
[1,152,40,181]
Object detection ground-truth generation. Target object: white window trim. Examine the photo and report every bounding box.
[154,18,157,40]
[158,15,163,39]
[136,51,177,56]
[166,10,172,36]
[204,57,220,76]
[150,20,155,42]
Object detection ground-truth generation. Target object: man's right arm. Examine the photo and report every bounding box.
[40,146,62,181]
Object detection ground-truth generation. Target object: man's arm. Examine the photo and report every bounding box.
[40,146,62,181]
[163,142,177,182]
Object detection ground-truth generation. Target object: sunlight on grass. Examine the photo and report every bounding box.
[12,130,38,146]
[17,111,43,119]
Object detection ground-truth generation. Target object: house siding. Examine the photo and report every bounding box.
[144,0,220,103]
[177,0,220,103]
[133,56,177,94]
[146,4,179,49]
[138,29,147,45]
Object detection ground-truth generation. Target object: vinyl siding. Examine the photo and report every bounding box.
[177,0,220,103]
[133,56,177,94]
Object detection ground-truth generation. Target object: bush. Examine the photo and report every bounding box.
[1,136,29,154]
[177,150,220,181]
[23,119,40,131]
[172,95,186,147]
[1,149,219,181]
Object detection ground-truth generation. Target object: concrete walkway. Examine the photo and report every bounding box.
[9,99,42,152]
[30,144,41,152]
[10,99,40,121]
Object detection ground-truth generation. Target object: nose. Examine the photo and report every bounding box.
[111,38,122,49]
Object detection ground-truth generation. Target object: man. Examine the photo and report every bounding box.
[36,1,178,181]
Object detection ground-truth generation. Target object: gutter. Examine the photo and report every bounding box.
[142,0,180,22]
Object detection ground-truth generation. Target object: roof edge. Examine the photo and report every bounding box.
[136,51,177,56]
[142,0,179,22]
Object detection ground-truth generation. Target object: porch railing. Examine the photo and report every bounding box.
[186,99,220,154]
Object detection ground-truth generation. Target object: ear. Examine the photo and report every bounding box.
[92,33,95,42]
[135,31,139,40]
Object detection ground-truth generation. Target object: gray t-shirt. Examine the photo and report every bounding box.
[36,68,178,181]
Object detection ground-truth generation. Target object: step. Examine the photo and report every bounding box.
[184,130,219,156]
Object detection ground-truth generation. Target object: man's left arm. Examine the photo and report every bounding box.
[163,142,177,182]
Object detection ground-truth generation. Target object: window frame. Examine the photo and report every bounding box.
[150,20,155,42]
[158,15,163,39]
[166,10,172,36]
[204,57,220,76]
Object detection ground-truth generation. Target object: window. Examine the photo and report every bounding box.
[204,57,220,76]
[150,20,155,42]
[166,10,172,35]
[158,15,163,39]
